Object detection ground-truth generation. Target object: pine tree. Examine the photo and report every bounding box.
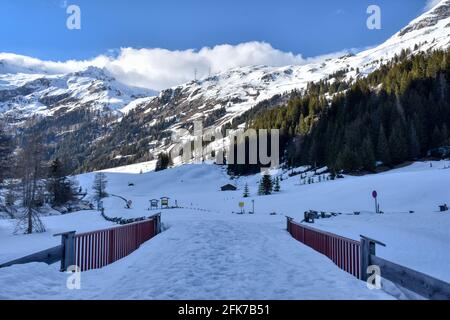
[46,158,77,207]
[389,122,408,165]
[361,137,376,172]
[243,183,250,198]
[261,174,273,195]
[407,123,420,160]
[336,146,360,172]
[257,180,265,196]
[377,125,391,166]
[431,126,443,148]
[155,152,172,172]
[442,124,449,144]
[273,177,280,192]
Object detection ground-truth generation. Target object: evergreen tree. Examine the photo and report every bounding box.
[389,122,408,165]
[155,152,172,172]
[442,124,449,144]
[243,183,250,198]
[46,158,77,207]
[431,126,444,148]
[407,123,420,160]
[361,137,376,172]
[377,125,391,166]
[336,146,360,172]
[257,180,265,196]
[261,174,273,195]
[273,177,281,192]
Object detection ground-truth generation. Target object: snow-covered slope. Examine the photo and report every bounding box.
[0,66,155,123]
[0,160,449,299]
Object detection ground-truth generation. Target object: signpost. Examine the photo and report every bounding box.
[239,202,245,214]
[372,190,378,213]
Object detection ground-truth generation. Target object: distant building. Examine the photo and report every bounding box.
[221,184,237,191]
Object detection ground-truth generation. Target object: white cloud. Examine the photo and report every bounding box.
[424,0,442,11]
[103,43,309,90]
[0,42,355,91]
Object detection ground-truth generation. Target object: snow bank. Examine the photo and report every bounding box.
[0,161,448,299]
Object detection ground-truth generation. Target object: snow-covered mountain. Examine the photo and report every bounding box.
[102,1,450,165]
[140,0,450,128]
[0,0,449,171]
[0,66,155,123]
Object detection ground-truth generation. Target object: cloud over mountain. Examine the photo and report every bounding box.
[0,42,352,91]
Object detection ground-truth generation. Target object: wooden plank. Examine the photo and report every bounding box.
[0,245,63,268]
[371,255,450,300]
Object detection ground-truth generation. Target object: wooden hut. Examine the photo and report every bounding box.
[221,184,237,191]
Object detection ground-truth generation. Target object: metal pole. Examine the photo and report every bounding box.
[54,231,76,272]
[360,235,386,281]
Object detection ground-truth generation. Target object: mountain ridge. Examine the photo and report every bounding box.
[0,3,449,172]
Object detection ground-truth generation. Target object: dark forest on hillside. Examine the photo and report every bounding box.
[228,49,450,175]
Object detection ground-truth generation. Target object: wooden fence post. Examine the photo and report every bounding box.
[54,231,76,272]
[286,216,293,232]
[149,213,162,235]
[156,213,161,234]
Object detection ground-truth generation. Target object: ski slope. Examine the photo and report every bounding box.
[0,161,449,299]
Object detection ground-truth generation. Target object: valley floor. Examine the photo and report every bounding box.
[0,160,449,299]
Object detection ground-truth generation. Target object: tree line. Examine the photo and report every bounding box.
[0,131,80,234]
[234,49,450,175]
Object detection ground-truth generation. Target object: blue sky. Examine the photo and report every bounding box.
[0,0,432,61]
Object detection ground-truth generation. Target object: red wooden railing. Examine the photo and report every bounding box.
[287,218,361,279]
[74,217,159,271]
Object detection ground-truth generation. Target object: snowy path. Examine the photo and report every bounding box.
[97,219,389,300]
[4,161,447,299]
[0,215,391,299]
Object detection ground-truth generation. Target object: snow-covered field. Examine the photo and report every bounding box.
[0,161,449,299]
